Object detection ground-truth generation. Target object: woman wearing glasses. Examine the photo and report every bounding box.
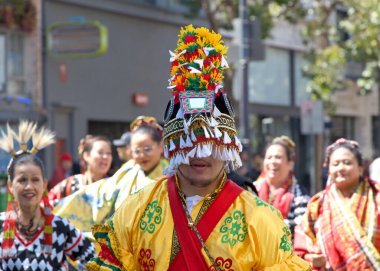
[53,116,168,238]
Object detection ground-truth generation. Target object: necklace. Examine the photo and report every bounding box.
[175,173,227,271]
[16,217,40,240]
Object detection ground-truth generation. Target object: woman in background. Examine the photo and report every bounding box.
[255,136,309,236]
[0,121,94,270]
[54,116,168,237]
[49,135,112,204]
[294,138,380,270]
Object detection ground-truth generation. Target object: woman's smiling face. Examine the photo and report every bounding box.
[10,162,47,210]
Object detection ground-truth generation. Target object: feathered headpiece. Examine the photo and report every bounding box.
[0,120,55,259]
[163,25,242,176]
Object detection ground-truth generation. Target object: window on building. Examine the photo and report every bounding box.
[294,52,310,106]
[248,47,291,105]
[0,31,25,96]
[330,116,355,143]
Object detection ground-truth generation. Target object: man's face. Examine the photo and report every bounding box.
[177,156,225,189]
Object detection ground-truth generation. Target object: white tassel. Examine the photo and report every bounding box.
[208,128,214,138]
[234,136,243,152]
[203,144,212,157]
[213,106,222,117]
[214,127,222,138]
[184,154,190,164]
[186,116,193,127]
[203,47,214,56]
[185,135,193,147]
[203,126,210,138]
[183,119,189,134]
[191,130,197,142]
[223,132,232,144]
[221,148,229,160]
[180,136,186,149]
[235,151,242,167]
[188,146,197,158]
[194,59,204,69]
[197,145,204,157]
[176,107,184,119]
[209,116,218,127]
[164,145,169,158]
[221,55,229,68]
[169,139,176,151]
[214,84,223,92]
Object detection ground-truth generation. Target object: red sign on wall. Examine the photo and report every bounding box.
[132,93,149,106]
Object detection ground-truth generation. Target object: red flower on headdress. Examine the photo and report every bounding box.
[184,35,196,44]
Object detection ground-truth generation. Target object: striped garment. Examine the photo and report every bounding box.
[294,178,380,270]
[255,175,310,237]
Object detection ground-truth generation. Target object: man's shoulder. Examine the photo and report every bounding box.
[118,176,169,208]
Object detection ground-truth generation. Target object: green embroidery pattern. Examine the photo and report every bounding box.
[220,210,247,246]
[279,226,293,252]
[254,197,282,218]
[140,200,162,234]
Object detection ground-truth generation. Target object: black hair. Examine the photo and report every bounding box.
[8,153,45,181]
[326,142,364,167]
[132,125,162,143]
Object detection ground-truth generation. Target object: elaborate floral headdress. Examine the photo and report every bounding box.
[162,25,242,176]
[0,120,55,258]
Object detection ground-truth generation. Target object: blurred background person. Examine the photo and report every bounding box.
[53,116,168,239]
[0,121,94,270]
[370,157,380,183]
[49,135,112,204]
[294,138,380,270]
[113,131,132,165]
[49,152,73,190]
[255,136,309,236]
[236,150,262,182]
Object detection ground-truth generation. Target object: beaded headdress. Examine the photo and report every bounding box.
[0,120,55,258]
[162,25,242,176]
[130,116,163,137]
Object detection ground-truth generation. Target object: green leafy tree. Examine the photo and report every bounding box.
[184,0,380,113]
[301,0,380,112]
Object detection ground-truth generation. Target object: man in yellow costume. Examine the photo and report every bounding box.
[87,25,311,271]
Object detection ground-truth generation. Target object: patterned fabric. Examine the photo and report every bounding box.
[0,213,95,271]
[54,159,168,236]
[255,174,309,236]
[294,178,380,270]
[87,177,311,271]
[49,174,86,206]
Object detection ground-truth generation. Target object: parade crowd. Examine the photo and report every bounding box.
[1,25,380,271]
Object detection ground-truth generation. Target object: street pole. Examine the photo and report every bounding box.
[239,0,251,156]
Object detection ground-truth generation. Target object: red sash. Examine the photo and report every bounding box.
[168,176,243,271]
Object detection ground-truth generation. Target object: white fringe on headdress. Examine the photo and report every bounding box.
[0,125,15,155]
[11,120,37,151]
[163,144,243,177]
[31,127,55,154]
